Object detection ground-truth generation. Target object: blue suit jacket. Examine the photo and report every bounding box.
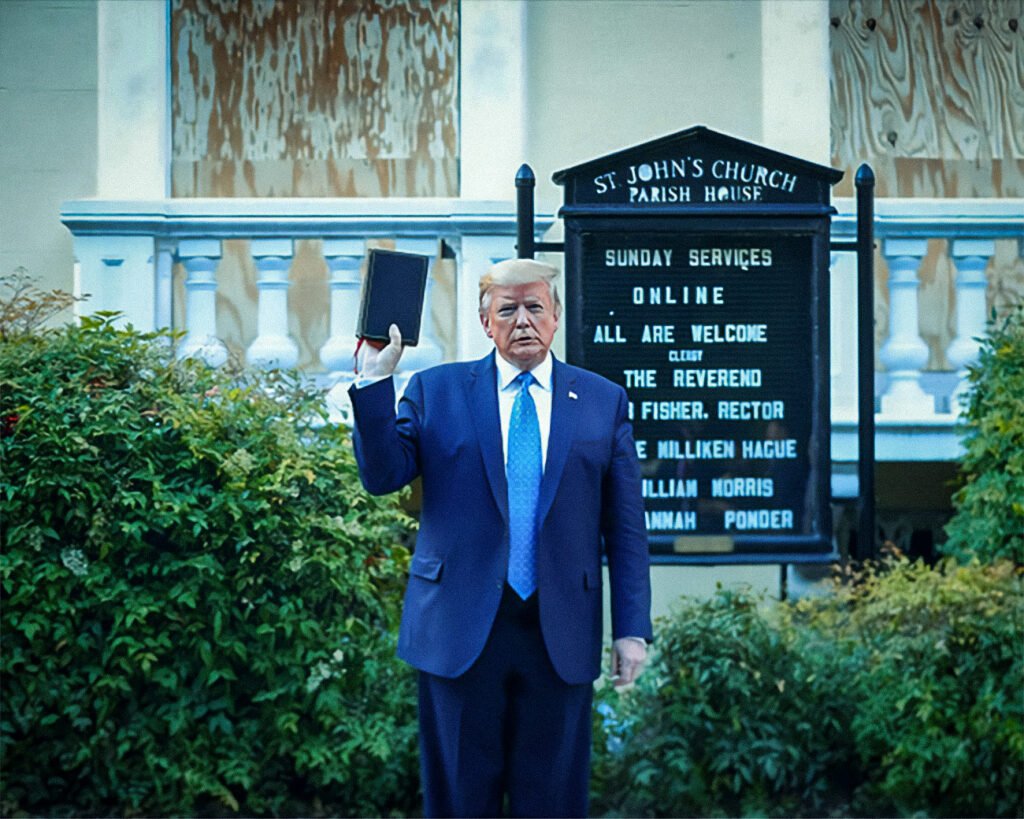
[349,352,652,685]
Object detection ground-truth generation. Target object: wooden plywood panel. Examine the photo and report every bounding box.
[170,0,458,363]
[171,0,459,198]
[171,156,457,198]
[830,0,1024,198]
[831,0,1023,372]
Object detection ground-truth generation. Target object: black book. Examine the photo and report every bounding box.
[355,249,431,347]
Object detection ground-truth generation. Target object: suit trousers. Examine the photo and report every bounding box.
[417,585,594,818]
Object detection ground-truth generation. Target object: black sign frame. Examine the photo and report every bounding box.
[539,126,846,565]
[564,213,833,564]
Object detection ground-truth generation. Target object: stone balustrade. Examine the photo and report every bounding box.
[61,198,553,417]
[830,197,1023,463]
[62,196,1023,457]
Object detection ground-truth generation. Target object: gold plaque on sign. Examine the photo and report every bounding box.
[673,536,735,554]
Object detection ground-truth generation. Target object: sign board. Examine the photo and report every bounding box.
[554,126,843,562]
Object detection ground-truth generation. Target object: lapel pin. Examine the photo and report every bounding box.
[568,391,578,400]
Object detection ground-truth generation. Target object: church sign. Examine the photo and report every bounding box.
[553,127,843,562]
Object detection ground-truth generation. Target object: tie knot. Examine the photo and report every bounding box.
[515,371,535,392]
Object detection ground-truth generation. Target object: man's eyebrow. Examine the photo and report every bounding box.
[495,295,545,307]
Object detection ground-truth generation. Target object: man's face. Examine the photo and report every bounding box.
[481,281,560,371]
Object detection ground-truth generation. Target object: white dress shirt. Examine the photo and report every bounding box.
[495,351,646,652]
[495,351,553,471]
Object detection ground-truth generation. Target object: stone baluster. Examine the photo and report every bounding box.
[320,239,365,425]
[393,237,444,374]
[319,238,366,378]
[947,239,995,413]
[154,240,174,333]
[879,238,930,418]
[246,238,298,369]
[176,238,228,366]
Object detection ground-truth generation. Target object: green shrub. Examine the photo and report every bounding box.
[1,306,419,816]
[943,304,1024,564]
[591,588,854,818]
[593,558,1024,818]
[805,558,1024,818]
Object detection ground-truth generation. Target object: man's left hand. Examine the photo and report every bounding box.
[611,637,647,687]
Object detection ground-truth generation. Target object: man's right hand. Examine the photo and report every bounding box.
[358,323,404,378]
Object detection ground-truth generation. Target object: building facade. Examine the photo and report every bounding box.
[2,0,1021,605]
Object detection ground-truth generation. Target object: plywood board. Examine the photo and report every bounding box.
[171,0,459,198]
[831,0,1023,370]
[830,0,1023,198]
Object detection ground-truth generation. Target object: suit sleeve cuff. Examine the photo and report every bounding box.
[352,372,390,390]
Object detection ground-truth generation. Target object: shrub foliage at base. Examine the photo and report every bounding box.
[592,586,853,818]
[1,314,418,816]
[824,559,1024,817]
[592,558,1024,818]
[943,303,1024,564]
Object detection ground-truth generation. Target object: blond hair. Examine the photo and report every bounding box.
[478,258,561,316]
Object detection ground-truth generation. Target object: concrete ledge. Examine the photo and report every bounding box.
[832,417,963,464]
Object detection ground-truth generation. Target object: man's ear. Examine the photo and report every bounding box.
[480,311,494,339]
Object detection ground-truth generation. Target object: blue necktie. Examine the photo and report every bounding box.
[507,371,541,599]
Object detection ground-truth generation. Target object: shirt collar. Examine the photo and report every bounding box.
[496,350,553,392]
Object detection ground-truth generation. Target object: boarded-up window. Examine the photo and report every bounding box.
[830,0,1023,199]
[171,0,459,197]
[830,0,1024,366]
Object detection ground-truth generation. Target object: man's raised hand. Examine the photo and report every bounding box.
[358,323,404,378]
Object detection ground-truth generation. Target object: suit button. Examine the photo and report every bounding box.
[496,581,503,590]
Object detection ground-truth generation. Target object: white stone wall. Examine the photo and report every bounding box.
[0,0,98,298]
[522,0,767,215]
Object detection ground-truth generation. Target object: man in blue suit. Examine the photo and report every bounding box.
[349,258,652,817]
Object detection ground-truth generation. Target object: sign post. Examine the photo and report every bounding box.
[855,164,877,561]
[543,126,845,563]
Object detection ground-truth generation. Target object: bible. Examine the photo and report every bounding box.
[355,249,431,347]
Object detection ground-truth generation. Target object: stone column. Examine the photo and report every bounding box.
[154,241,175,332]
[246,238,298,369]
[879,238,930,417]
[319,238,365,378]
[460,0,526,199]
[760,0,831,165]
[320,238,367,426]
[177,238,227,366]
[947,239,995,413]
[96,0,168,197]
